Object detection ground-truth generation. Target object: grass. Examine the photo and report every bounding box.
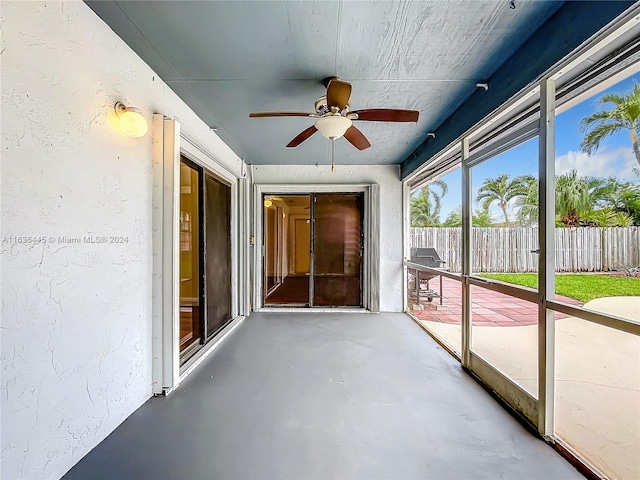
[478,273,640,303]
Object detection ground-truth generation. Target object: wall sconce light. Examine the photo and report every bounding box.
[115,102,148,137]
[264,196,273,208]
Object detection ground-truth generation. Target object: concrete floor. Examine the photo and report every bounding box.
[64,312,581,479]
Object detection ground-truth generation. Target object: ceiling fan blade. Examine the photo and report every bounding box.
[351,109,419,122]
[326,79,352,110]
[343,125,371,151]
[250,112,313,118]
[286,125,318,147]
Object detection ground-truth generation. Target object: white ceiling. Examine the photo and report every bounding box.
[86,1,629,173]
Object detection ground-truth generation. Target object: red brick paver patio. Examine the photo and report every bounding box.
[410,276,583,326]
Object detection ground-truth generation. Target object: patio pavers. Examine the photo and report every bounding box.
[410,276,583,326]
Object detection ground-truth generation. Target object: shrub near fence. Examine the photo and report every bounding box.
[410,226,640,273]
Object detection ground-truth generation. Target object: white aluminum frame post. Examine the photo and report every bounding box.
[538,77,556,438]
[461,138,472,369]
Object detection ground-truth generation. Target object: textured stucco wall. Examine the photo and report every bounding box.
[251,165,404,312]
[0,2,242,479]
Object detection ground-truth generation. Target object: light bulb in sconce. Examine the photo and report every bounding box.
[264,198,273,208]
[115,102,148,137]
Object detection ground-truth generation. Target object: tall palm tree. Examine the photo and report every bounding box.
[410,180,448,227]
[476,174,530,225]
[579,82,640,166]
[515,176,539,225]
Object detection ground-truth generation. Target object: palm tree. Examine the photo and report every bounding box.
[555,170,611,226]
[410,180,448,227]
[601,178,640,225]
[579,82,640,166]
[509,171,634,227]
[476,174,530,225]
[514,176,539,225]
[582,208,632,227]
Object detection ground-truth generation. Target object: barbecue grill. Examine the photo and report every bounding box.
[408,248,446,304]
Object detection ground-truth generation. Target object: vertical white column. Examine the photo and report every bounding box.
[238,176,251,316]
[369,184,381,313]
[461,138,472,368]
[163,118,181,392]
[230,180,240,319]
[402,181,411,312]
[151,114,165,395]
[151,115,181,394]
[538,77,556,437]
[253,182,262,310]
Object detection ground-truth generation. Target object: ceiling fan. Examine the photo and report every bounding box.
[249,77,419,168]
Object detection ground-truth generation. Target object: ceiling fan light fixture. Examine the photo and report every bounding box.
[314,115,352,140]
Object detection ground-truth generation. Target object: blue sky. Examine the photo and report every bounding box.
[426,71,640,222]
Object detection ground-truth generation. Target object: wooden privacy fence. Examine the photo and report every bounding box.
[410,227,640,273]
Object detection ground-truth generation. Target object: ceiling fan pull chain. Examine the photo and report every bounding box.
[331,137,335,172]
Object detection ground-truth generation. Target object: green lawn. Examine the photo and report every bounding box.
[479,273,640,303]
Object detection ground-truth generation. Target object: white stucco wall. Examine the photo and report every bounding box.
[251,165,404,312]
[0,2,243,479]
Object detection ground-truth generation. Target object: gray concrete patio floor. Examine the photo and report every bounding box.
[63,312,581,479]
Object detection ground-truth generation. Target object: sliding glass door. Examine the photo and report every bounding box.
[179,156,232,364]
[263,193,364,308]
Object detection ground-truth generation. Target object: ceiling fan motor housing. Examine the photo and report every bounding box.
[314,96,331,115]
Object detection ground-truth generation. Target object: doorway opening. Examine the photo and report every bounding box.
[263,193,364,308]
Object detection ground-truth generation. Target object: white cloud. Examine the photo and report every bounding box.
[555,146,638,179]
